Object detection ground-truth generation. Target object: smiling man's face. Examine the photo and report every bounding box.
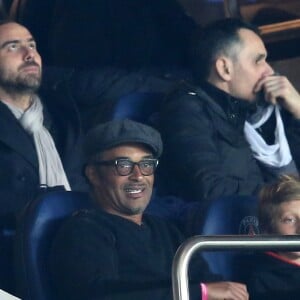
[86,143,155,224]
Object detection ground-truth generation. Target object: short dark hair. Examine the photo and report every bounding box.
[258,175,300,233]
[190,18,260,82]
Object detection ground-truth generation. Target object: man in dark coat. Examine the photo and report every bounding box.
[49,119,249,300]
[159,18,300,214]
[0,21,85,292]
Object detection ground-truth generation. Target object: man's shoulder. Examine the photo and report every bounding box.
[58,209,123,243]
[70,208,117,225]
[159,82,219,131]
[163,81,213,110]
[59,209,112,232]
[38,77,80,127]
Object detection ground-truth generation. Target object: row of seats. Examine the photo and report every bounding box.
[15,192,258,300]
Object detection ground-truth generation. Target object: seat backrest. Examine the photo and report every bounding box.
[15,190,91,300]
[200,195,259,282]
[112,92,163,126]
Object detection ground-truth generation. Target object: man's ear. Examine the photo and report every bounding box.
[215,57,232,81]
[85,165,101,187]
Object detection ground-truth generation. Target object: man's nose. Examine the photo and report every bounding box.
[23,47,35,61]
[129,165,143,181]
[263,62,274,77]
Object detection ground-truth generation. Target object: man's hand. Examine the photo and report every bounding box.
[206,281,249,300]
[254,75,300,119]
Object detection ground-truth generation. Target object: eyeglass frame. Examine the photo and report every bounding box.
[92,158,159,176]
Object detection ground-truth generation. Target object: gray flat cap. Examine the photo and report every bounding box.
[84,119,163,161]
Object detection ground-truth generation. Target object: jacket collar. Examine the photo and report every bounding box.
[197,81,256,128]
[0,101,39,169]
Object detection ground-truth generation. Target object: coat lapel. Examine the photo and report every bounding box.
[0,102,38,170]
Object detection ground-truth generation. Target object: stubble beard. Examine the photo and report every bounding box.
[1,72,42,95]
[0,63,42,95]
[122,202,146,216]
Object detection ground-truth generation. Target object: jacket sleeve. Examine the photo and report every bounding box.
[67,68,174,107]
[66,67,176,130]
[160,93,262,206]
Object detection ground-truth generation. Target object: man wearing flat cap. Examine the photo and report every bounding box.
[49,119,248,300]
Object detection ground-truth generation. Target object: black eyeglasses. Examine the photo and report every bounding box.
[93,158,159,176]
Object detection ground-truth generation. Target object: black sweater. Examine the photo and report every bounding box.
[49,209,220,300]
[247,252,300,300]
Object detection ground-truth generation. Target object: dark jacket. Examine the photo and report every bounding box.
[247,252,300,300]
[63,67,178,131]
[0,71,87,293]
[49,209,220,300]
[0,80,86,219]
[159,82,300,210]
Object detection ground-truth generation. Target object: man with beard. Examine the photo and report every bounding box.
[159,18,300,214]
[49,119,249,300]
[0,21,85,292]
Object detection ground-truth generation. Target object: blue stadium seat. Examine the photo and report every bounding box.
[200,195,259,282]
[112,92,164,125]
[14,190,91,300]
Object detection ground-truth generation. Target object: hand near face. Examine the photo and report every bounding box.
[254,75,300,119]
[206,281,249,300]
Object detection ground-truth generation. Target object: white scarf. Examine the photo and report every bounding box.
[3,96,71,190]
[244,104,292,168]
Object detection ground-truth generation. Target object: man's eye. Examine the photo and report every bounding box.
[29,43,36,49]
[8,44,18,51]
[118,162,131,168]
[141,161,157,170]
[141,161,152,168]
